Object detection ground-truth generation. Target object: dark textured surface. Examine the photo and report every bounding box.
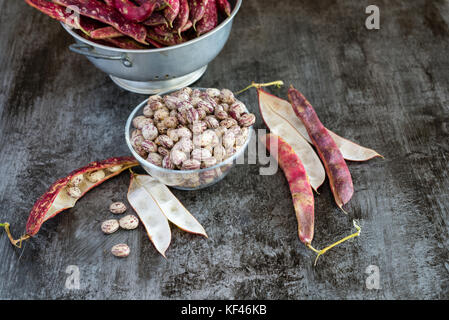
[0,0,448,299]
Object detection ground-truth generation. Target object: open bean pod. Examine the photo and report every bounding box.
[2,157,139,247]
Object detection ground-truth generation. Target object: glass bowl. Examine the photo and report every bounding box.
[125,90,253,190]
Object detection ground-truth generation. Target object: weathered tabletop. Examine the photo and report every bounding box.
[0,0,448,300]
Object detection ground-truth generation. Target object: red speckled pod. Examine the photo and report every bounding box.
[261,134,315,245]
[288,86,354,210]
[52,0,148,43]
[136,0,167,10]
[153,23,175,36]
[143,11,168,26]
[173,0,189,34]
[189,0,207,29]
[113,0,157,22]
[163,0,180,27]
[147,27,185,45]
[104,36,148,48]
[90,26,123,39]
[147,37,165,48]
[216,0,231,16]
[196,0,217,36]
[26,157,139,237]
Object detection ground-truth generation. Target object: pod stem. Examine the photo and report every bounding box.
[307,220,361,266]
[0,223,30,248]
[235,81,284,95]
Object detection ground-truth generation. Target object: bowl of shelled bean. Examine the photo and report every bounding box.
[125,87,255,190]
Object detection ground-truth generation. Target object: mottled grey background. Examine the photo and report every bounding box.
[0,0,448,299]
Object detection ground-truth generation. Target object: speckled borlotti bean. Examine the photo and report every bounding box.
[142,123,159,140]
[220,88,235,104]
[107,165,123,173]
[69,174,84,187]
[162,155,175,169]
[170,149,188,166]
[143,104,154,118]
[191,148,212,161]
[131,88,255,171]
[163,95,182,110]
[111,243,130,258]
[239,113,256,127]
[119,215,139,230]
[109,202,127,214]
[86,170,106,183]
[101,219,119,234]
[133,115,153,129]
[206,88,221,98]
[201,156,217,168]
[67,186,82,198]
[182,159,201,170]
[222,131,236,149]
[147,152,163,166]
[141,140,158,153]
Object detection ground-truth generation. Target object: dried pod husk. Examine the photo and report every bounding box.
[258,88,325,191]
[260,89,382,162]
[127,173,207,257]
[25,157,139,238]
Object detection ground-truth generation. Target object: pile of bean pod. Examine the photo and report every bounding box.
[25,0,233,49]
[131,87,255,171]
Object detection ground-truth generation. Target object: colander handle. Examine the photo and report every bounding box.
[69,44,133,68]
